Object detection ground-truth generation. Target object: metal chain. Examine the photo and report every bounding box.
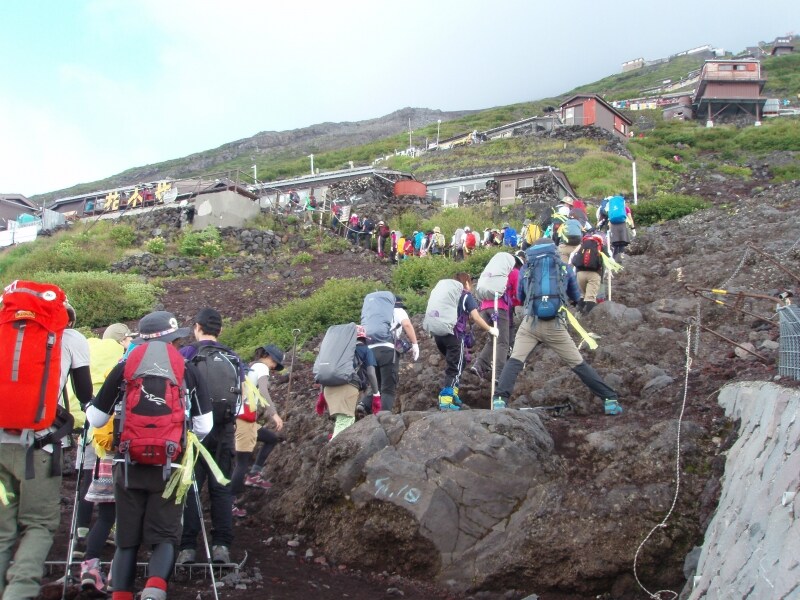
[693,302,702,355]
[718,247,750,290]
[775,233,800,258]
[632,322,694,600]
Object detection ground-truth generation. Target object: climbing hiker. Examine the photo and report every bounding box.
[86,310,213,600]
[178,308,243,566]
[358,293,419,417]
[231,344,285,518]
[605,195,634,262]
[314,324,380,439]
[423,273,499,411]
[452,227,466,261]
[469,252,524,383]
[0,286,92,600]
[502,223,518,248]
[491,239,623,416]
[571,233,609,314]
[431,226,446,256]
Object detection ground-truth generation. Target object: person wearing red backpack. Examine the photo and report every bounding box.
[571,234,605,314]
[86,311,213,600]
[0,293,92,600]
[463,226,477,255]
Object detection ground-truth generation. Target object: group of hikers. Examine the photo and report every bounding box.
[0,293,285,600]
[0,193,634,600]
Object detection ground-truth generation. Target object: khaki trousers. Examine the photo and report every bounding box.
[577,270,602,303]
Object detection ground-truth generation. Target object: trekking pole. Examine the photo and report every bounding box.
[63,422,90,600]
[287,328,301,399]
[193,478,220,600]
[490,293,499,407]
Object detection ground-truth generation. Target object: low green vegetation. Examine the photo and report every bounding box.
[220,278,384,357]
[13,271,161,329]
[631,194,709,226]
[178,227,224,258]
[392,246,507,292]
[146,236,167,254]
[761,52,800,97]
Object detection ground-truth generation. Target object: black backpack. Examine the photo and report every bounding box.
[571,235,604,272]
[191,343,243,426]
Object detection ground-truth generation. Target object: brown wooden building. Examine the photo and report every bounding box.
[692,59,766,124]
[771,37,795,56]
[559,94,632,140]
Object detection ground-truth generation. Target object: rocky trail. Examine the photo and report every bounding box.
[40,178,800,600]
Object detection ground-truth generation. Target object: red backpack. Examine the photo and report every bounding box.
[571,235,604,272]
[119,340,187,479]
[0,280,69,431]
[465,232,477,249]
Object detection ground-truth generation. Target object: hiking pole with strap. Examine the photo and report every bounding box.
[490,293,499,407]
[193,477,220,600]
[287,328,301,399]
[63,421,89,600]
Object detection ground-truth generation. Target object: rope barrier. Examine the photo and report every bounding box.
[632,320,695,600]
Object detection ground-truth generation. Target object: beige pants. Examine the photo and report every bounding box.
[509,316,583,368]
[558,244,577,264]
[577,270,602,303]
[235,419,258,453]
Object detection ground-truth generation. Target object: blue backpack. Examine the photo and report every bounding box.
[503,227,518,247]
[523,243,567,320]
[607,196,627,224]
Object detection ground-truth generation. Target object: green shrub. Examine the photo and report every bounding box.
[220,278,384,357]
[146,236,167,254]
[291,252,313,265]
[631,194,709,226]
[716,164,752,179]
[11,271,161,329]
[392,246,507,292]
[0,234,113,279]
[178,227,224,258]
[772,163,800,182]
[109,225,137,248]
[319,235,350,253]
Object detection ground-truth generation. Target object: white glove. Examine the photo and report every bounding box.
[488,326,499,337]
[411,343,419,362]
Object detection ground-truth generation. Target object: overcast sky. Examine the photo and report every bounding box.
[1,0,797,196]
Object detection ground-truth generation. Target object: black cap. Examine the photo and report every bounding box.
[138,311,191,343]
[195,308,222,337]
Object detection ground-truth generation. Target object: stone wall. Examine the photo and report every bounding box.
[683,382,799,599]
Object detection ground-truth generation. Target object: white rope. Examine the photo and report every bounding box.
[632,321,694,600]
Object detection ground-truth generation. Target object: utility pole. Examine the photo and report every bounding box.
[408,118,412,150]
[437,119,441,146]
[308,154,314,175]
[252,164,257,183]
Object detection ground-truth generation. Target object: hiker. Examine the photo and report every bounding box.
[452,227,466,261]
[431,226,445,256]
[231,344,285,518]
[419,230,433,256]
[73,322,133,585]
[77,322,133,592]
[348,213,360,243]
[555,207,584,264]
[302,195,315,222]
[571,234,606,314]
[469,252,524,383]
[609,197,634,261]
[86,310,213,600]
[520,219,542,251]
[491,239,623,416]
[464,226,477,255]
[413,230,425,256]
[423,273,499,411]
[376,220,390,258]
[358,293,419,417]
[502,223,518,248]
[315,325,379,439]
[361,216,375,250]
[178,308,242,566]
[562,196,589,229]
[0,293,92,600]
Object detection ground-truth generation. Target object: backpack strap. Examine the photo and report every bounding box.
[26,383,74,480]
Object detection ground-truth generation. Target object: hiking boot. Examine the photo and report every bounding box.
[492,396,507,410]
[71,539,86,561]
[354,402,367,421]
[245,473,272,489]
[175,548,196,564]
[232,503,247,518]
[212,545,231,564]
[438,387,460,411]
[141,587,167,600]
[604,399,623,415]
[80,558,106,593]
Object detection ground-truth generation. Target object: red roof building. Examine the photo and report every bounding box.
[559,94,632,140]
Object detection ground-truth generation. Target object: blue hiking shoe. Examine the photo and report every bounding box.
[604,399,623,415]
[439,387,460,411]
[492,396,507,410]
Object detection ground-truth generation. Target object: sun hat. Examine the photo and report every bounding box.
[137,311,191,343]
[103,323,136,343]
[260,344,285,370]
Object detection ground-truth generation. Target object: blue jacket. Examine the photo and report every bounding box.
[518,251,581,306]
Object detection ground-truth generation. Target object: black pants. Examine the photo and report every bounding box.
[230,427,279,496]
[77,468,94,530]
[85,502,116,560]
[370,346,399,411]
[434,334,465,389]
[180,438,234,549]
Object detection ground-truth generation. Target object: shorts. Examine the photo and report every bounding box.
[113,462,184,548]
[235,419,258,453]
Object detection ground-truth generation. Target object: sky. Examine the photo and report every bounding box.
[1,0,797,196]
